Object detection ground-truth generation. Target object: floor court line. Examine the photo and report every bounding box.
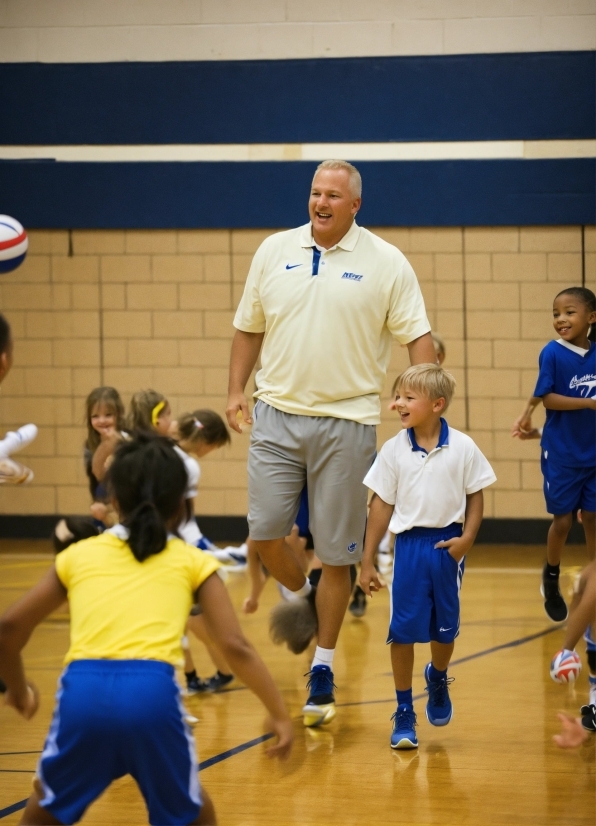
[0,624,561,821]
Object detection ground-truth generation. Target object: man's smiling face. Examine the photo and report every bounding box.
[308,168,361,248]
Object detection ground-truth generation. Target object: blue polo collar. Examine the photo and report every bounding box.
[407,418,450,454]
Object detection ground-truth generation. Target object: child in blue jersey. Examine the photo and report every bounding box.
[360,364,496,750]
[0,434,293,826]
[533,287,596,623]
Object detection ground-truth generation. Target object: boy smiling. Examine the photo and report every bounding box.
[360,364,496,749]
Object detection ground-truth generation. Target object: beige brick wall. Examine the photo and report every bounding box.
[0,225,594,520]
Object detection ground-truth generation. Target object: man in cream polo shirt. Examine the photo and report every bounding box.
[226,160,435,727]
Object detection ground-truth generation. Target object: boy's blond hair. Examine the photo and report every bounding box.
[397,363,456,410]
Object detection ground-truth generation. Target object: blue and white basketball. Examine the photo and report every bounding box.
[550,649,582,684]
[0,215,28,274]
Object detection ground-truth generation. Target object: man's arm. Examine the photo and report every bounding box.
[226,330,265,434]
[407,332,436,365]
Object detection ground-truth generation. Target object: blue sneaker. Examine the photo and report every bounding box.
[390,704,418,749]
[302,665,336,727]
[424,663,454,726]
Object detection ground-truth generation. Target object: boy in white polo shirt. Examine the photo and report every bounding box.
[360,364,496,749]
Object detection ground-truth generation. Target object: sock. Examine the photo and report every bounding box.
[185,669,197,681]
[428,664,447,682]
[294,578,312,598]
[312,646,334,669]
[396,688,413,707]
[545,562,560,578]
[308,567,322,588]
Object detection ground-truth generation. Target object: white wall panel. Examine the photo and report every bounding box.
[0,0,594,61]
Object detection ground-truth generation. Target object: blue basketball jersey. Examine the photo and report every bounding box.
[534,339,596,467]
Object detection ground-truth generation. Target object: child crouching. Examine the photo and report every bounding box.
[0,433,292,825]
[360,364,496,750]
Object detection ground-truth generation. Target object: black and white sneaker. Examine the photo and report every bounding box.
[580,704,596,733]
[540,564,568,623]
[349,585,367,618]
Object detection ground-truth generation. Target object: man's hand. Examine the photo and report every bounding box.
[359,562,383,597]
[226,392,253,434]
[435,535,473,563]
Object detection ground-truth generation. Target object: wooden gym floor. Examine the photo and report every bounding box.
[0,540,594,825]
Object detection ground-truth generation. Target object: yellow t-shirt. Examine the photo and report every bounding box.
[55,531,220,666]
[233,221,431,425]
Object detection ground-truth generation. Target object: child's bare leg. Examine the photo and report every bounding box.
[430,640,455,672]
[182,638,196,674]
[187,614,231,676]
[243,538,269,614]
[391,643,414,690]
[194,787,217,825]
[546,513,573,566]
[581,511,595,559]
[19,786,62,825]
[285,525,309,573]
[563,562,596,651]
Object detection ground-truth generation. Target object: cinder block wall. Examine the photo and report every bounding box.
[0,226,594,520]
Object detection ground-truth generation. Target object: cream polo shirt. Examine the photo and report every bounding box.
[233,221,430,425]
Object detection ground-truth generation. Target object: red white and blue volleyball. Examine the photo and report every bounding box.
[550,649,582,684]
[0,215,29,274]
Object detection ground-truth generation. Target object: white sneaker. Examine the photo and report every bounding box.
[0,424,38,458]
[0,457,34,485]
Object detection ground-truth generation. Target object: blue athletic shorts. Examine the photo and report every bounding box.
[388,523,465,645]
[37,660,201,826]
[541,452,596,515]
[294,486,314,550]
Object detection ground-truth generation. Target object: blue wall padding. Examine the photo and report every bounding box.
[0,52,593,145]
[0,159,593,228]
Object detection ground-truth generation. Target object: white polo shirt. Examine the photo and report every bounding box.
[233,221,430,425]
[363,419,496,534]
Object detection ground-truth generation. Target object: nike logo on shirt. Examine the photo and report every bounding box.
[286,263,301,269]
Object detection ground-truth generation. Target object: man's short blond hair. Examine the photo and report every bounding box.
[313,159,362,198]
[398,364,456,410]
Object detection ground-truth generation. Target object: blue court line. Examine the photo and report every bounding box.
[0,625,559,820]
[198,733,274,771]
[0,752,41,756]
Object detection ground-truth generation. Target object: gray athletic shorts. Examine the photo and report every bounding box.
[247,401,376,565]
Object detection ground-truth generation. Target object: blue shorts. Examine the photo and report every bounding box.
[388,524,465,645]
[294,486,314,550]
[541,452,596,515]
[37,660,201,826]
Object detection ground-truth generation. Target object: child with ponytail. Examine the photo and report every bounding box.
[0,433,293,826]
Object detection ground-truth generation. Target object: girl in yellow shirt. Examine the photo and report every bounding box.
[0,433,293,826]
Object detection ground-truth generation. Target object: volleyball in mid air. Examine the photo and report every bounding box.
[0,215,28,274]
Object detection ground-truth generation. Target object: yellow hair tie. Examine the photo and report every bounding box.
[151,401,166,427]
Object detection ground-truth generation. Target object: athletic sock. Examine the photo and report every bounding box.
[185,669,197,681]
[312,646,334,670]
[396,688,413,707]
[428,664,447,682]
[545,562,560,579]
[294,578,312,598]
